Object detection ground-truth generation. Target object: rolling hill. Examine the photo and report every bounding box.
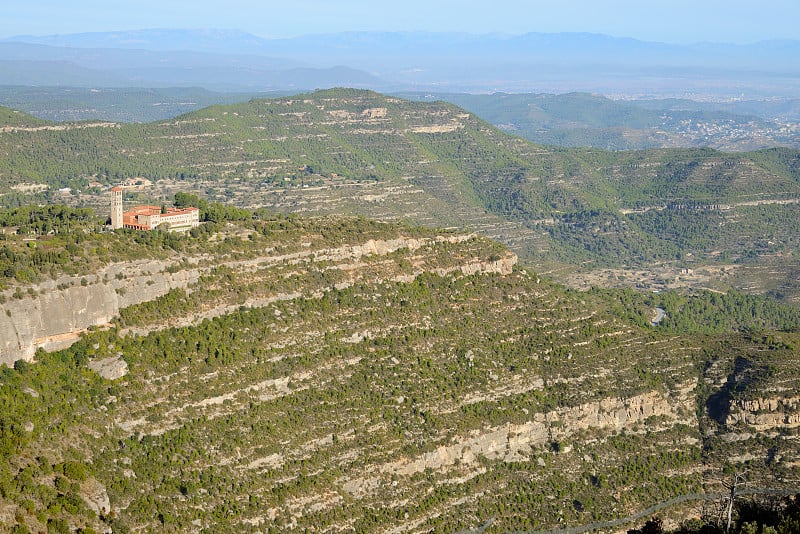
[4,87,798,152]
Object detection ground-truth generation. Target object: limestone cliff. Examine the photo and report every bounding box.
[0,260,201,365]
[725,396,800,431]
[0,233,515,365]
[342,384,697,497]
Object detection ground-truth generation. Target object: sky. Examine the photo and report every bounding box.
[2,0,799,44]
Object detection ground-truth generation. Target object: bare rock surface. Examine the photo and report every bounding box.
[726,395,800,430]
[0,259,201,365]
[79,477,111,517]
[88,355,128,380]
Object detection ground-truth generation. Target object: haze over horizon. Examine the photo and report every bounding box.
[3,0,799,45]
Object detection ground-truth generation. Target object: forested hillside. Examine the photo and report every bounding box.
[4,87,797,152]
[1,89,799,301]
[0,209,798,532]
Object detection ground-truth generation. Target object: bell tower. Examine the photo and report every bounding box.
[110,186,123,229]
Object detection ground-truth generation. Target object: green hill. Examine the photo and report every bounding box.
[3,87,798,153]
[0,106,46,128]
[1,89,800,301]
[0,210,799,532]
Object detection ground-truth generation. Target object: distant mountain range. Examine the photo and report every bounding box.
[2,29,799,96]
[0,38,380,90]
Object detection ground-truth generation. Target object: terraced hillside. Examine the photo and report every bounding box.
[0,215,799,533]
[1,89,800,299]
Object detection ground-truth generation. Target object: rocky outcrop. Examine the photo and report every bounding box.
[0,260,201,366]
[310,234,477,262]
[88,355,128,380]
[438,252,516,277]
[725,396,800,431]
[342,385,695,497]
[79,478,111,516]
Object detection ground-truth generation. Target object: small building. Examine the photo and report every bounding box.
[121,205,200,231]
[119,177,153,190]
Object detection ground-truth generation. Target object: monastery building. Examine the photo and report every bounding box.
[110,187,200,231]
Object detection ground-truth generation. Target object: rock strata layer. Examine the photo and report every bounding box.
[0,234,514,365]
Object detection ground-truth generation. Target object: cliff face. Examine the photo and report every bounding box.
[725,396,800,431]
[343,385,697,498]
[0,261,201,365]
[6,220,798,533]
[0,233,515,365]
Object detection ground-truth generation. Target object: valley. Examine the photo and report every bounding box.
[405,92,800,152]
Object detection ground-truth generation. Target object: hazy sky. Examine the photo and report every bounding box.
[3,0,798,44]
